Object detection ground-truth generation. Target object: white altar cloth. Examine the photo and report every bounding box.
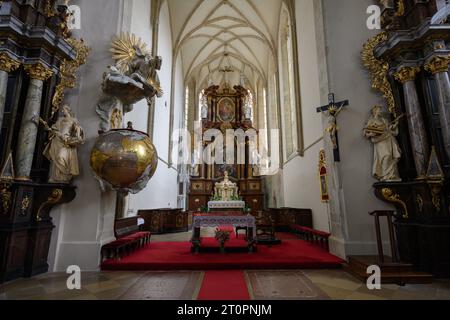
[192,214,256,237]
[207,201,246,210]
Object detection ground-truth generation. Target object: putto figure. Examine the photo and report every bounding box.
[363,105,402,182]
[39,105,85,183]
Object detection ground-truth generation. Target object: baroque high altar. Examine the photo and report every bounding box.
[188,84,264,213]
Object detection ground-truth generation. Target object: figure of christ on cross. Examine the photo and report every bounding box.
[316,93,349,162]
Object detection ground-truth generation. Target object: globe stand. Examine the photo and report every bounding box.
[115,191,129,219]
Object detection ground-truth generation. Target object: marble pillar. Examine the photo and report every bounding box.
[425,55,450,159]
[0,53,21,132]
[394,66,429,178]
[15,63,53,180]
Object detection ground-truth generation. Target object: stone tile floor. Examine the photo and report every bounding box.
[1,269,450,300]
[1,231,449,300]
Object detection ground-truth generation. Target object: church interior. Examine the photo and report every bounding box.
[1,0,450,303]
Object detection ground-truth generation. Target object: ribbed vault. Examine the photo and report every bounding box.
[166,0,282,87]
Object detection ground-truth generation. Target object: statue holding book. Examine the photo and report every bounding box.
[364,105,403,182]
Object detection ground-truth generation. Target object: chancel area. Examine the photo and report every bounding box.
[1,0,450,301]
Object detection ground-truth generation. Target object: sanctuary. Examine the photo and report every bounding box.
[0,0,450,302]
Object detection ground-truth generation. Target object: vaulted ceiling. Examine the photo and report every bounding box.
[166,0,283,89]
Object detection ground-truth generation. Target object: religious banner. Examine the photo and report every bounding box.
[318,150,329,202]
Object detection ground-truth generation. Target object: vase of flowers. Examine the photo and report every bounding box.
[215,229,231,253]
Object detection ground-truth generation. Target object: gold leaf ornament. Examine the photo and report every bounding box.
[362,32,397,117]
[110,33,148,74]
[51,38,91,117]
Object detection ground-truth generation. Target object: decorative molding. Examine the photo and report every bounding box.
[0,53,20,73]
[381,187,408,219]
[424,55,450,74]
[362,32,397,116]
[416,194,424,213]
[36,189,63,222]
[0,183,12,215]
[51,38,90,118]
[393,66,421,84]
[44,0,56,17]
[24,63,54,81]
[396,0,405,17]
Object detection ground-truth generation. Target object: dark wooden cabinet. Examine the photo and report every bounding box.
[138,209,192,234]
[0,181,76,283]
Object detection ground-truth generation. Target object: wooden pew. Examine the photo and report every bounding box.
[100,216,151,261]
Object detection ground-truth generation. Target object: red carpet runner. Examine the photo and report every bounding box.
[101,239,343,270]
[197,270,250,300]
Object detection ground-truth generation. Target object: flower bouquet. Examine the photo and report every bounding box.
[215,228,231,253]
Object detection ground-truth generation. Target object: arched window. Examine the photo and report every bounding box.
[184,86,189,129]
[279,6,299,160]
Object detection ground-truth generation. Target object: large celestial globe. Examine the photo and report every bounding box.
[90,129,158,194]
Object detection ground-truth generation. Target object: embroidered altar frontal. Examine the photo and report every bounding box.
[193,214,256,237]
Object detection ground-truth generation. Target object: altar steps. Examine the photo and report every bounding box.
[101,239,343,271]
[344,256,433,285]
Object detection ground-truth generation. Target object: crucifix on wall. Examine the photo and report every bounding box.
[316,93,349,162]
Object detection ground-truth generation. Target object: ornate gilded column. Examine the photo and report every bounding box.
[425,55,450,158]
[394,66,429,178]
[15,63,53,180]
[0,53,20,131]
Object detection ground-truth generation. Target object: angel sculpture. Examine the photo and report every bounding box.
[110,33,163,98]
[96,33,163,133]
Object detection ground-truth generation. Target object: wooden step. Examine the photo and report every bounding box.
[348,255,415,273]
[344,255,433,285]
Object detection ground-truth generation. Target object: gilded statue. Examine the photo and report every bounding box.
[364,105,402,182]
[38,105,85,183]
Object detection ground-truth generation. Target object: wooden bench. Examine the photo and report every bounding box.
[291,225,331,251]
[100,216,151,261]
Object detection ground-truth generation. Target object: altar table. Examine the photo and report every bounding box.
[191,214,256,253]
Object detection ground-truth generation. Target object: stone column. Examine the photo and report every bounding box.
[15,63,53,180]
[0,53,21,131]
[394,66,429,178]
[425,55,450,159]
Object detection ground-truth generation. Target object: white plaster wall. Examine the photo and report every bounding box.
[279,0,329,232]
[124,0,152,133]
[322,0,393,255]
[48,0,123,272]
[126,1,181,214]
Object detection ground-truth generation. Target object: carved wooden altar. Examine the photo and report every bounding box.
[364,0,450,277]
[0,1,85,283]
[188,84,264,213]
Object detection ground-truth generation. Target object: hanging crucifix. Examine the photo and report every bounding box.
[316,93,349,162]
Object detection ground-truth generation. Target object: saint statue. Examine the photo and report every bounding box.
[39,105,85,183]
[250,146,261,177]
[363,105,402,182]
[200,92,208,119]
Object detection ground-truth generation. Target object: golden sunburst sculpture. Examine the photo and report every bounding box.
[110,32,148,74]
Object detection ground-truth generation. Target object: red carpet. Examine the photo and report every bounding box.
[101,239,343,271]
[197,271,250,300]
